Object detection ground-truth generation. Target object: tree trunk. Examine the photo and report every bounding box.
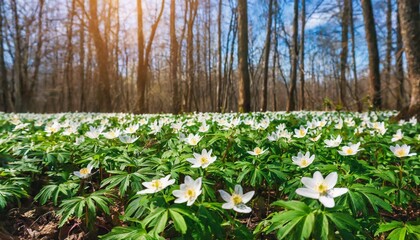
[262,0,273,112]
[361,0,381,109]
[349,0,362,112]
[0,1,14,111]
[398,0,420,119]
[137,0,165,113]
[237,0,251,112]
[287,0,299,111]
[65,0,75,111]
[170,0,180,114]
[339,0,349,109]
[384,0,392,109]
[79,2,86,112]
[299,0,306,110]
[217,0,223,112]
[88,0,111,112]
[186,0,198,112]
[395,4,405,109]
[11,0,23,111]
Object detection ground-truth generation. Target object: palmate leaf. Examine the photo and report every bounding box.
[375,221,420,240]
[57,190,114,227]
[0,182,28,209]
[266,201,314,239]
[101,171,134,196]
[348,185,392,214]
[35,182,78,205]
[325,212,360,239]
[99,226,156,240]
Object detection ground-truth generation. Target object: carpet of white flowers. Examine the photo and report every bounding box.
[0,111,419,239]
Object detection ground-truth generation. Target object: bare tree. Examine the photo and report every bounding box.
[0,0,13,111]
[398,0,420,119]
[237,0,251,112]
[339,0,349,109]
[170,0,180,114]
[395,3,405,110]
[361,0,381,109]
[261,0,273,111]
[299,0,306,110]
[287,0,299,111]
[137,0,165,113]
[384,0,392,109]
[217,0,223,112]
[186,0,198,111]
[349,0,362,112]
[87,0,112,112]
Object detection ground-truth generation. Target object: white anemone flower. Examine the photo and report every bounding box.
[294,126,308,138]
[75,136,85,145]
[45,121,61,134]
[292,151,315,168]
[184,133,202,146]
[338,142,363,156]
[324,135,342,148]
[390,144,417,158]
[124,124,139,134]
[103,128,121,139]
[198,122,210,133]
[119,134,138,144]
[391,129,403,142]
[309,134,322,142]
[187,149,217,168]
[219,185,255,213]
[85,126,104,139]
[296,171,348,208]
[137,175,175,195]
[74,163,94,179]
[247,147,266,156]
[172,176,202,206]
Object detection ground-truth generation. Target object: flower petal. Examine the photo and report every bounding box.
[234,185,243,195]
[296,188,320,199]
[218,190,232,202]
[324,172,337,189]
[233,204,252,213]
[319,196,335,208]
[241,191,255,203]
[137,188,155,195]
[329,188,348,198]
[222,202,234,209]
[313,171,323,183]
[301,177,317,189]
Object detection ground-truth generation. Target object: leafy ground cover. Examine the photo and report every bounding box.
[0,111,419,239]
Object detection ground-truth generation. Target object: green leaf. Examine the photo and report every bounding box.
[301,212,315,239]
[271,200,311,213]
[169,209,187,234]
[326,212,359,233]
[375,221,404,235]
[154,210,168,234]
[277,217,302,239]
[99,226,152,240]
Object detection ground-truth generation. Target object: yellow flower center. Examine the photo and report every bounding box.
[317,183,328,194]
[80,168,89,175]
[396,149,406,157]
[232,194,243,205]
[346,148,354,155]
[299,129,305,136]
[151,180,162,190]
[186,188,196,200]
[301,159,308,167]
[200,157,209,165]
[254,147,261,155]
[190,139,197,145]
